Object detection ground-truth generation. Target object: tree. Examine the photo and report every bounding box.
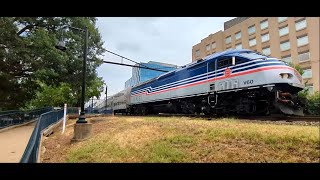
[286,62,319,115]
[287,62,304,76]
[26,83,76,108]
[0,17,105,110]
[305,91,320,115]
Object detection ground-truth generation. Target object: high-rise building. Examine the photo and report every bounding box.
[192,17,319,93]
[125,61,178,88]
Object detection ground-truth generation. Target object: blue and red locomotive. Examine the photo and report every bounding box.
[108,49,305,116]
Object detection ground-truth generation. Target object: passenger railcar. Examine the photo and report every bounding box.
[106,89,130,114]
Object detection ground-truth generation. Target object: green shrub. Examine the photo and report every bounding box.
[299,91,320,115]
[305,91,320,115]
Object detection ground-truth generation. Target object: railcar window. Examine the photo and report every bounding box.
[217,58,232,69]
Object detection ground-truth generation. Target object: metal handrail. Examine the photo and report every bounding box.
[0,107,53,129]
[20,109,64,163]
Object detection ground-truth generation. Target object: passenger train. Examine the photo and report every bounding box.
[106,49,305,116]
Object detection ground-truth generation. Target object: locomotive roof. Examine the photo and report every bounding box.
[179,49,255,69]
[202,49,254,61]
[132,49,258,89]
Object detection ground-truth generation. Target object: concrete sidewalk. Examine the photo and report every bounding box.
[0,122,35,162]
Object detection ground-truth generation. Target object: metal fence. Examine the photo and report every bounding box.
[67,107,80,114]
[66,107,108,115]
[0,107,52,129]
[20,109,64,163]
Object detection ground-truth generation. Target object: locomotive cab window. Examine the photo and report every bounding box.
[235,56,247,65]
[208,61,215,72]
[217,57,232,69]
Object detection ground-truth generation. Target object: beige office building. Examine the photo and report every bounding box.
[192,17,319,93]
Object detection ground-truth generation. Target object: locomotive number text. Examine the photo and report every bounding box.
[243,80,253,85]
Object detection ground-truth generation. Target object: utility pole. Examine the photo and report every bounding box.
[55,25,91,142]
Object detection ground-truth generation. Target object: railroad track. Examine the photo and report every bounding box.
[232,115,320,122]
[116,113,320,122]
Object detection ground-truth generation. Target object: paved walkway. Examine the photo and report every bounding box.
[0,122,35,162]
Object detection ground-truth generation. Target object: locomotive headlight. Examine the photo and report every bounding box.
[279,73,293,79]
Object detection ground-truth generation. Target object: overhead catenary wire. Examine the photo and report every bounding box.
[104,49,171,72]
[89,59,170,73]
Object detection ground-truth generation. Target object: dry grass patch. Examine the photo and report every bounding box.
[42,116,319,163]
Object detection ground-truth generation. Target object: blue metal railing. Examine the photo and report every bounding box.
[0,110,20,115]
[0,107,52,129]
[20,109,64,163]
[66,107,110,115]
[67,107,80,114]
[19,106,111,163]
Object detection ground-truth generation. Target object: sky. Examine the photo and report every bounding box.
[96,17,235,98]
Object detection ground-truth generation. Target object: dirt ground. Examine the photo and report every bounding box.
[41,116,116,162]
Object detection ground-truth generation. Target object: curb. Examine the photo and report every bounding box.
[0,119,38,133]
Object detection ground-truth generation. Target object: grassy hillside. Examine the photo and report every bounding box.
[42,116,319,163]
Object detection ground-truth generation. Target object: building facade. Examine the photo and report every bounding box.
[125,61,178,88]
[192,17,320,93]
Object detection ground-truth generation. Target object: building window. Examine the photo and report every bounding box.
[298,51,310,62]
[305,85,314,94]
[297,35,309,47]
[225,36,231,44]
[260,20,268,30]
[211,42,216,49]
[296,19,307,31]
[206,44,210,51]
[235,43,242,49]
[195,50,200,57]
[302,69,312,79]
[278,17,287,23]
[249,38,256,47]
[279,26,289,37]
[280,41,290,51]
[262,47,271,56]
[261,33,270,42]
[235,31,241,40]
[282,56,292,63]
[248,25,255,34]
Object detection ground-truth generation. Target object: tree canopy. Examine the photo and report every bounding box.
[0,17,106,110]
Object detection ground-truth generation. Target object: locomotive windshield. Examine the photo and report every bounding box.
[238,51,267,60]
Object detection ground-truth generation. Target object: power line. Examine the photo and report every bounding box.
[105,50,137,64]
[104,49,173,71]
[89,59,169,72]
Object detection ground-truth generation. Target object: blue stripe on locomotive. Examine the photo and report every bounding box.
[131,49,286,95]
